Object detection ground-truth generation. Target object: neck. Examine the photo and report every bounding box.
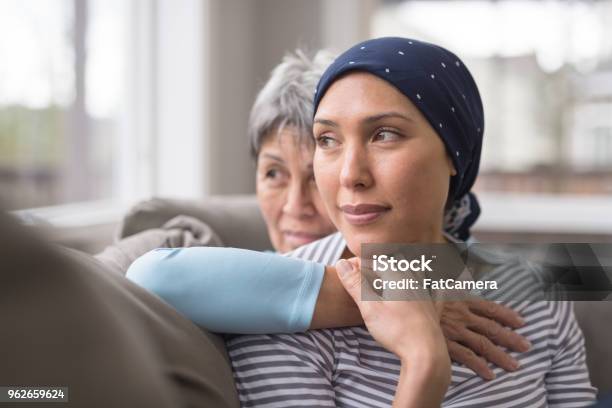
[402,228,448,244]
[342,229,448,260]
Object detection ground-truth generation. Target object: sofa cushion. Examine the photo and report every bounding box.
[0,210,239,407]
[119,196,272,251]
[574,301,612,394]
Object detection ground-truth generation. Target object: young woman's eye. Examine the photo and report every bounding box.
[315,135,338,149]
[372,130,401,142]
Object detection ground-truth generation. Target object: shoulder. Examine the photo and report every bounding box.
[282,232,346,265]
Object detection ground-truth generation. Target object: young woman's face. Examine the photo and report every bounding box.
[313,72,456,256]
[256,127,336,253]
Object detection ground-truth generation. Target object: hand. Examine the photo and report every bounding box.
[335,258,450,408]
[440,300,531,380]
[335,258,444,359]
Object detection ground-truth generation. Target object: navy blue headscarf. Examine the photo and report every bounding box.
[313,37,483,241]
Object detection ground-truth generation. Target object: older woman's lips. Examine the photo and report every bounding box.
[340,204,390,225]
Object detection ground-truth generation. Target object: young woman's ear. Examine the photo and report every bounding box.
[446,155,458,176]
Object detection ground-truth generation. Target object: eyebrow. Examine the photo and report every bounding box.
[314,111,415,127]
[259,153,314,170]
[364,112,415,124]
[313,118,338,127]
[259,153,285,163]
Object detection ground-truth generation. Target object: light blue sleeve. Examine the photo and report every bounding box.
[126,247,325,333]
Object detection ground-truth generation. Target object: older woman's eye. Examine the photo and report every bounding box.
[372,130,401,142]
[264,169,286,181]
[315,135,338,149]
[261,168,288,187]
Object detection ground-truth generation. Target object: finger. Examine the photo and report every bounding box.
[348,257,361,269]
[376,254,431,302]
[456,327,520,373]
[468,314,531,352]
[337,259,382,302]
[447,340,495,381]
[336,260,361,303]
[468,300,524,328]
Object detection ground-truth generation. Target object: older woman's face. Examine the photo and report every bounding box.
[256,128,336,253]
[313,72,456,255]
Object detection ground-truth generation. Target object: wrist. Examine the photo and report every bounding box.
[400,346,451,376]
[399,337,451,386]
[394,351,451,408]
[310,266,362,329]
[395,321,446,360]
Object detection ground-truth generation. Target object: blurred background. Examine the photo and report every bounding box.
[1,0,611,250]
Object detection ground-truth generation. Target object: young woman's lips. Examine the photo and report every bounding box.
[340,204,391,225]
[283,231,325,246]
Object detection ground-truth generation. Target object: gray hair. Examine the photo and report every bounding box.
[249,49,336,159]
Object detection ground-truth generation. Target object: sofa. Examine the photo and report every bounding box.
[119,196,612,396]
[0,208,239,408]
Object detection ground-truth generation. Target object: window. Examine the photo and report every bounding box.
[372,0,612,197]
[0,0,142,211]
[370,0,612,235]
[1,0,209,220]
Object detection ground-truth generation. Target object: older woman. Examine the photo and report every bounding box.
[225,38,596,407]
[250,50,337,252]
[129,49,531,383]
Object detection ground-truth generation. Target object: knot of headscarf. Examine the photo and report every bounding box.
[313,37,483,241]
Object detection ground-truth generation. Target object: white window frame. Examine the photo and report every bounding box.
[16,0,210,228]
[475,192,612,235]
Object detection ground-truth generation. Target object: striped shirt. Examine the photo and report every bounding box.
[226,233,597,407]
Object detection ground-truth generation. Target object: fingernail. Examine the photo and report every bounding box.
[337,260,353,278]
[485,370,496,381]
[520,339,531,351]
[510,359,521,370]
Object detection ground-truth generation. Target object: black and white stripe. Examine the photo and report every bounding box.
[227,233,596,407]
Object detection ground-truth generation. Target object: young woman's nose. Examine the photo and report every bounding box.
[282,181,316,218]
[339,143,373,190]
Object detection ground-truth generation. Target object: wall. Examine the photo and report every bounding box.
[203,0,377,195]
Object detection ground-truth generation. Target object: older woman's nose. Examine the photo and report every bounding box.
[282,182,316,218]
[339,145,372,190]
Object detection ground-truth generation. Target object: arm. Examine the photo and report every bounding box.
[311,265,362,328]
[127,247,325,333]
[96,215,223,275]
[314,267,530,380]
[96,229,177,275]
[128,244,529,378]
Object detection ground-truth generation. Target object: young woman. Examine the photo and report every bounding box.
[223,38,596,407]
